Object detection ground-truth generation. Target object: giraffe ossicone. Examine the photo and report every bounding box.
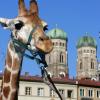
[0,0,53,100]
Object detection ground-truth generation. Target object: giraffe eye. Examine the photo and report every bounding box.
[15,21,24,30]
[43,25,48,31]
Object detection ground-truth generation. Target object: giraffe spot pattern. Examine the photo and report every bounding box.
[4,68,11,83]
[3,86,10,99]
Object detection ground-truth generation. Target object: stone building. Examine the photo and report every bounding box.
[45,28,68,78]
[0,74,100,100]
[76,34,97,79]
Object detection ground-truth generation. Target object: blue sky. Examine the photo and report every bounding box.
[0,0,100,77]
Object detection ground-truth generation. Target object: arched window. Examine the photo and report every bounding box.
[84,50,86,53]
[60,42,62,46]
[60,53,64,63]
[91,59,94,69]
[99,74,100,81]
[80,60,82,70]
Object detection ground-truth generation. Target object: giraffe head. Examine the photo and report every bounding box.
[0,0,53,53]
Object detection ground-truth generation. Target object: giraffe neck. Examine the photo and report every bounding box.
[0,40,24,100]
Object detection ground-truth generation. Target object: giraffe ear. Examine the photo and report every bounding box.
[0,22,8,29]
[0,18,11,29]
[18,0,28,16]
[29,0,38,14]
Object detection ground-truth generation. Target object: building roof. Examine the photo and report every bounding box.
[0,74,100,87]
[76,34,97,48]
[47,28,67,40]
[78,79,100,87]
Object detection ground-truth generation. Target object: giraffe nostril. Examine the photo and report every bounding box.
[39,37,44,41]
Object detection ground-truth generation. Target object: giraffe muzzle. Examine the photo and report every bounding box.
[35,36,53,54]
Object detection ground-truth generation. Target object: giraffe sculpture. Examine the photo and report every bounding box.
[0,0,53,100]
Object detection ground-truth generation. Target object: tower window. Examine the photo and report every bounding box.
[84,50,86,53]
[80,60,82,70]
[93,50,95,54]
[60,53,64,63]
[80,62,82,69]
[99,74,100,81]
[56,42,58,46]
[60,42,62,46]
[87,50,89,53]
[91,59,94,69]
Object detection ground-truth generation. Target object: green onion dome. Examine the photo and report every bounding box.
[47,28,67,40]
[77,34,97,48]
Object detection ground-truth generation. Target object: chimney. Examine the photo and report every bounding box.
[25,72,29,76]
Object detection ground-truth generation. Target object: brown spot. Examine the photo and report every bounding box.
[12,57,21,70]
[10,91,17,100]
[11,74,18,89]
[4,68,11,83]
[3,86,10,98]
[0,95,2,100]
